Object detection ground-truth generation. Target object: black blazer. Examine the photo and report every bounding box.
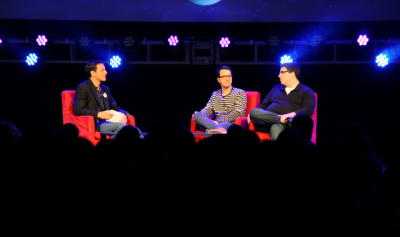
[73,79,129,122]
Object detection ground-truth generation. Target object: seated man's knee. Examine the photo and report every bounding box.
[250,108,264,122]
[193,112,202,121]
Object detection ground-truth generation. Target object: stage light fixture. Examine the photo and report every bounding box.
[110,55,121,68]
[165,34,182,52]
[266,32,282,51]
[120,34,138,52]
[280,55,293,64]
[217,36,235,54]
[357,35,369,46]
[36,35,48,46]
[376,54,388,67]
[308,34,326,51]
[168,35,179,46]
[219,37,231,48]
[0,38,3,52]
[26,53,38,66]
[76,36,94,51]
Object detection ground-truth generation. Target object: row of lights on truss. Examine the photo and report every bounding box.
[0,34,392,68]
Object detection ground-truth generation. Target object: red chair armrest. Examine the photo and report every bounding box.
[234,117,248,127]
[190,118,197,133]
[248,121,256,131]
[64,115,96,139]
[127,115,135,126]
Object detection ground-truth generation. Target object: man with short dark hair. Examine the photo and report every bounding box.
[248,62,315,141]
[192,66,247,134]
[74,60,134,138]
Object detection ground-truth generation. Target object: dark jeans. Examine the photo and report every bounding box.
[249,108,285,141]
[193,113,233,133]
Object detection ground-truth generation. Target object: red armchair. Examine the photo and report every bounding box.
[190,91,261,142]
[62,90,135,146]
[249,92,318,144]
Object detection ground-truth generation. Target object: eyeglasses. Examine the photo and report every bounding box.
[219,75,232,79]
[279,71,289,74]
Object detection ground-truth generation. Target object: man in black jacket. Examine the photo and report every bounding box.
[248,62,315,141]
[74,60,131,137]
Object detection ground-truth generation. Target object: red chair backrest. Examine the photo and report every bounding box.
[245,91,261,116]
[62,90,76,123]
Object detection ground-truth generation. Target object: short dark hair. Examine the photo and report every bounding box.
[85,60,103,78]
[216,66,232,78]
[281,62,300,80]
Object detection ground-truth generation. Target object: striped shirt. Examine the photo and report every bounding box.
[200,87,247,123]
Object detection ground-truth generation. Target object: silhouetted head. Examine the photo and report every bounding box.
[61,123,79,138]
[115,125,140,142]
[292,113,313,141]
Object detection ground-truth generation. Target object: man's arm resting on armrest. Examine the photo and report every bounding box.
[277,112,296,123]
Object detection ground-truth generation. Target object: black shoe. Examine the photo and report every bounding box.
[284,117,293,128]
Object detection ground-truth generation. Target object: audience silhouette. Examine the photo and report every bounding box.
[1,119,398,236]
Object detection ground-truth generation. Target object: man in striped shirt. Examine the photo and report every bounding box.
[192,66,247,134]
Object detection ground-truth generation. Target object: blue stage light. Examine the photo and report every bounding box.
[280,55,293,64]
[110,55,121,68]
[376,54,388,67]
[26,53,38,66]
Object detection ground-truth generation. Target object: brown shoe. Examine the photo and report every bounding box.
[208,127,227,134]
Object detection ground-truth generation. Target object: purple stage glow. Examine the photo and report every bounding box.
[0,38,2,44]
[219,37,230,48]
[168,35,179,46]
[357,35,369,46]
[36,35,48,46]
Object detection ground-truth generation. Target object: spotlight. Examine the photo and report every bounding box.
[308,34,326,51]
[120,34,138,52]
[110,55,121,68]
[217,36,234,54]
[219,37,231,48]
[280,55,293,64]
[165,34,182,52]
[168,35,179,46]
[76,36,94,51]
[0,38,4,52]
[26,53,38,66]
[266,32,282,51]
[357,35,369,46]
[36,35,48,46]
[376,54,388,67]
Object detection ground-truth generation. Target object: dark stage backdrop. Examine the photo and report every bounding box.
[0,62,398,164]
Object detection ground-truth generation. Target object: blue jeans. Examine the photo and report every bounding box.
[95,122,143,139]
[193,113,233,133]
[249,108,285,141]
